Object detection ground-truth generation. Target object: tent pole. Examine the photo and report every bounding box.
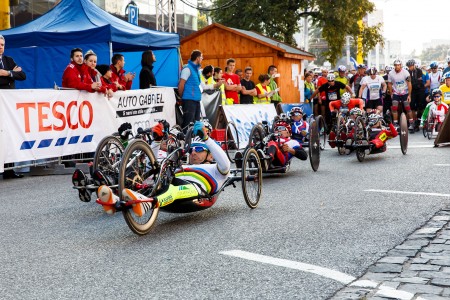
[109,41,113,62]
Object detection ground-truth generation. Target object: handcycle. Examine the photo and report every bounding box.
[349,112,408,162]
[96,134,263,235]
[328,107,353,155]
[423,107,445,140]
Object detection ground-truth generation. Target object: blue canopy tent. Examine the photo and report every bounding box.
[0,0,180,89]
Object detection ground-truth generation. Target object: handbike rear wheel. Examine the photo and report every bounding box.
[336,115,346,155]
[118,139,160,235]
[354,117,366,162]
[315,115,327,150]
[399,112,408,154]
[225,121,240,163]
[241,148,262,209]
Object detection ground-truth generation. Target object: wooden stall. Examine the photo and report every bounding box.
[180,23,315,104]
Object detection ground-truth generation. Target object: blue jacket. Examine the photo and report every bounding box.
[182,60,202,101]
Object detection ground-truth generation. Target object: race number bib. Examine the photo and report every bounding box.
[444,92,450,101]
[328,92,338,100]
[396,81,407,94]
[379,132,387,142]
[369,84,381,99]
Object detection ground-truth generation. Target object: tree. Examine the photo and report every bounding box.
[420,44,450,64]
[211,0,384,65]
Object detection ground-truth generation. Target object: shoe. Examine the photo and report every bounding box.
[72,169,91,202]
[2,170,24,179]
[97,185,119,215]
[122,188,156,217]
[408,123,415,132]
[92,169,112,187]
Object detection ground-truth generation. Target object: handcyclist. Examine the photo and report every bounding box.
[420,89,449,131]
[366,114,398,153]
[97,121,232,216]
[439,72,450,105]
[359,66,387,114]
[387,59,414,130]
[265,118,307,168]
[329,92,364,115]
[289,107,309,145]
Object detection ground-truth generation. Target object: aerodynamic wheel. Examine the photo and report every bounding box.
[308,119,320,171]
[353,117,366,162]
[118,139,160,235]
[241,148,262,209]
[399,112,408,154]
[225,121,240,163]
[246,124,265,151]
[93,135,125,186]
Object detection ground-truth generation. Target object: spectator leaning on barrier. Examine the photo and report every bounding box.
[0,34,26,179]
[268,65,282,107]
[213,67,227,105]
[110,53,135,91]
[62,48,99,92]
[223,58,242,104]
[200,65,224,95]
[240,67,257,105]
[96,64,117,93]
[139,50,157,89]
[84,50,113,98]
[254,74,272,104]
[178,50,203,130]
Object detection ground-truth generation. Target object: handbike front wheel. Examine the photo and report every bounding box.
[93,135,125,186]
[399,112,408,154]
[241,148,262,209]
[354,117,366,162]
[118,139,159,235]
[225,121,240,163]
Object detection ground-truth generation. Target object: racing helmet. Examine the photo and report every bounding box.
[444,72,450,79]
[274,120,292,134]
[430,61,438,69]
[189,136,210,153]
[368,67,377,75]
[341,92,351,105]
[357,64,366,69]
[406,59,415,67]
[393,59,402,66]
[368,114,383,126]
[337,65,347,72]
[202,119,213,135]
[327,73,336,81]
[384,65,393,72]
[289,106,304,117]
[350,107,363,117]
[432,88,442,103]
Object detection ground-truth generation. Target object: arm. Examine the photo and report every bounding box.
[358,83,367,98]
[407,80,412,102]
[345,85,354,96]
[205,138,230,175]
[139,69,151,89]
[388,82,393,95]
[178,79,186,97]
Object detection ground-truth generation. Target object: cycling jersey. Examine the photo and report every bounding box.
[291,120,309,143]
[420,102,449,125]
[329,98,364,111]
[335,75,348,96]
[429,71,442,91]
[388,69,410,96]
[318,81,346,101]
[439,84,450,105]
[360,75,385,100]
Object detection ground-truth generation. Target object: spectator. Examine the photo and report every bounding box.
[213,67,227,105]
[62,48,100,92]
[201,65,224,94]
[178,50,203,130]
[139,50,157,89]
[110,53,135,91]
[304,72,315,106]
[222,58,242,104]
[240,67,257,104]
[254,74,272,104]
[84,50,113,98]
[96,64,117,93]
[0,35,26,179]
[235,69,243,80]
[268,65,282,107]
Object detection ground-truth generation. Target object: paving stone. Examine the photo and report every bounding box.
[374,287,415,300]
[379,281,401,289]
[421,253,449,259]
[431,278,450,287]
[419,271,450,279]
[432,216,450,221]
[392,277,429,284]
[416,227,441,234]
[416,294,450,300]
[442,288,450,296]
[431,239,447,244]
[411,258,429,264]
[443,267,450,273]
[408,264,441,271]
[395,244,425,250]
[361,273,398,281]
[400,283,443,295]
[399,271,419,277]
[430,259,450,266]
[408,234,435,240]
[423,245,450,253]
[369,263,403,273]
[388,249,419,257]
[378,256,409,264]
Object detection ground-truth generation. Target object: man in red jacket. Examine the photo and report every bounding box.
[110,53,135,90]
[62,48,100,92]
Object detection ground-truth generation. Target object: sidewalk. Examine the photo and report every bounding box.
[331,204,450,300]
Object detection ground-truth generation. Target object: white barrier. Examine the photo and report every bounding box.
[0,88,176,172]
[222,104,277,145]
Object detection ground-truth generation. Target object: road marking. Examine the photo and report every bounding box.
[220,249,355,284]
[365,189,450,197]
[220,250,425,299]
[389,145,434,149]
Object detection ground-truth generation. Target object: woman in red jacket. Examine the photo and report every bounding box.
[84,50,114,98]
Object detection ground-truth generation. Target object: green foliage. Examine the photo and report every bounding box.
[211,0,384,65]
[198,12,208,30]
[420,44,450,64]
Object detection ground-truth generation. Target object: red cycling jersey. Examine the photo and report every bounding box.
[329,98,364,111]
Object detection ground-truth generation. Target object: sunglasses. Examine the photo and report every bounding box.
[291,112,303,116]
[328,80,334,83]
[433,95,441,98]
[189,146,208,154]
[432,67,438,69]
[275,126,288,131]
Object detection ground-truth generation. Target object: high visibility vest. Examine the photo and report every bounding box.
[253,83,271,104]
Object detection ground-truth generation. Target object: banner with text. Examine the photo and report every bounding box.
[222,104,277,146]
[0,88,176,171]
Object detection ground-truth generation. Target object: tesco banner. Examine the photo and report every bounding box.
[0,88,176,172]
[222,104,277,146]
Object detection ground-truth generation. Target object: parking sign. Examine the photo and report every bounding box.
[128,5,139,26]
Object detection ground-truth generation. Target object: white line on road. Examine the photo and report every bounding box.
[220,250,424,300]
[389,145,434,149]
[365,189,450,197]
[220,249,355,284]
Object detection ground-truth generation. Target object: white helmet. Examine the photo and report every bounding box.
[327,73,336,81]
[341,92,351,105]
[393,59,402,65]
[337,65,347,72]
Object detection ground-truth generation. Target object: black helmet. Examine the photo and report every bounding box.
[406,59,415,67]
[368,67,377,75]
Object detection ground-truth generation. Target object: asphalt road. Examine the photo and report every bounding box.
[0,133,448,300]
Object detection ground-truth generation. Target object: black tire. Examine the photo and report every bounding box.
[308,119,320,171]
[315,115,326,150]
[353,117,366,162]
[241,148,262,209]
[246,124,265,151]
[399,112,408,154]
[225,121,240,163]
[118,139,159,235]
[93,135,125,186]
[426,112,434,140]
[336,114,346,155]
